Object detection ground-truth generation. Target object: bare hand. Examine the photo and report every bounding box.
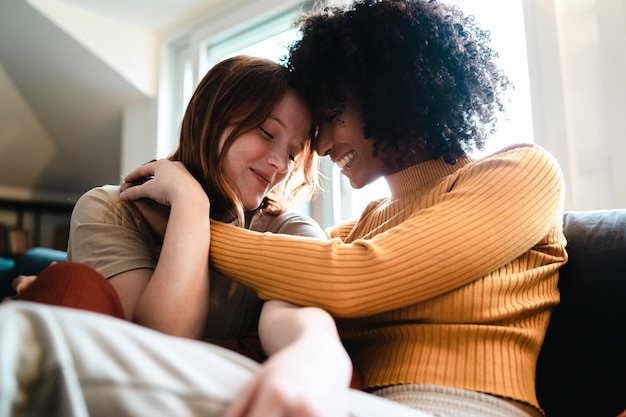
[120,159,207,208]
[222,338,350,417]
[120,160,209,240]
[2,261,61,303]
[13,274,38,294]
[3,273,41,303]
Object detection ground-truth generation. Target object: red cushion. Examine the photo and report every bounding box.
[17,261,125,319]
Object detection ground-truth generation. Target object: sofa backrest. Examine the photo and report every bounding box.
[536,209,626,417]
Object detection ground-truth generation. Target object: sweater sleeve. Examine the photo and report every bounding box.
[209,145,566,317]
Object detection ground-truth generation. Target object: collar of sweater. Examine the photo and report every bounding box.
[385,155,475,198]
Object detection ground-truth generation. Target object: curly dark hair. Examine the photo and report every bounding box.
[285,0,512,166]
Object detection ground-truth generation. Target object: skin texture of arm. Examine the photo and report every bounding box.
[111,160,211,338]
[223,300,352,417]
[209,145,567,317]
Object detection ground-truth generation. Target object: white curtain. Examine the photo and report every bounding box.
[523,0,626,210]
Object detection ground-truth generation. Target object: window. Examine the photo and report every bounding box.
[157,38,194,159]
[202,10,300,73]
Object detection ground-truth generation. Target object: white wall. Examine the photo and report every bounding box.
[121,100,159,177]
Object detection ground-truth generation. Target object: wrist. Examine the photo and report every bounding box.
[170,181,209,208]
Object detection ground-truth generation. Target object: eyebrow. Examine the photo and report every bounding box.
[268,115,306,151]
[268,115,286,129]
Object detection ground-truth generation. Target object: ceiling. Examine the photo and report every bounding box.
[50,0,226,33]
[0,0,229,199]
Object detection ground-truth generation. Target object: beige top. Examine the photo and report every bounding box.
[67,185,325,348]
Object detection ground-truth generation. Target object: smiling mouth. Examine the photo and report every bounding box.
[251,169,270,185]
[336,151,356,170]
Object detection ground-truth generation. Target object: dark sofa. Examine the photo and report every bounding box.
[0,210,625,416]
[537,209,626,417]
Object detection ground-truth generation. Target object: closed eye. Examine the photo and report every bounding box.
[325,111,341,123]
[260,127,273,139]
[290,142,305,163]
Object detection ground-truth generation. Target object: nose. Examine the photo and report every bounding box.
[268,146,290,174]
[315,129,333,157]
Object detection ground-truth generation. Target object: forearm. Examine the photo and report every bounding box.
[133,199,211,338]
[259,300,350,374]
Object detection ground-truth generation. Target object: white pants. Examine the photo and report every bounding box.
[0,301,430,417]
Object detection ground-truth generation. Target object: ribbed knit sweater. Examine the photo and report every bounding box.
[209,144,567,413]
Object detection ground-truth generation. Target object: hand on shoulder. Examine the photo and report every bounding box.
[120,159,208,208]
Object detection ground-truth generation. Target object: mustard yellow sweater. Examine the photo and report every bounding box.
[210,144,567,413]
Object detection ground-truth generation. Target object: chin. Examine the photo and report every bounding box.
[243,199,263,211]
[349,179,366,189]
[350,173,380,189]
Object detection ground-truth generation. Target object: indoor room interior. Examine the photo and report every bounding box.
[0,0,624,250]
[1,2,625,416]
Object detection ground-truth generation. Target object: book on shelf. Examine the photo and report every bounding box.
[0,224,33,257]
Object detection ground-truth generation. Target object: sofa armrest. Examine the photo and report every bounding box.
[537,209,626,417]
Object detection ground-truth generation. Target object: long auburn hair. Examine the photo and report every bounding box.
[169,55,319,225]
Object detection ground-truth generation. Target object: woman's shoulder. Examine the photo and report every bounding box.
[248,210,326,239]
[485,142,556,162]
[73,185,121,221]
[463,143,564,205]
[76,185,121,205]
[475,143,561,175]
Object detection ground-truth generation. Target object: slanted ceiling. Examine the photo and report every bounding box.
[0,0,225,202]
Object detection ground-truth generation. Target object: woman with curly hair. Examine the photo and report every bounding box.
[199,1,567,416]
[1,1,566,416]
[112,1,565,415]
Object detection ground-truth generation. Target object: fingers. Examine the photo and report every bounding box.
[12,275,37,294]
[222,374,336,417]
[119,159,207,208]
[225,383,285,417]
[119,160,159,201]
[123,159,158,184]
[221,381,256,417]
[118,181,149,201]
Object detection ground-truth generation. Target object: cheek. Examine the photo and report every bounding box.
[223,140,251,172]
[221,153,236,179]
[220,152,246,190]
[271,169,289,190]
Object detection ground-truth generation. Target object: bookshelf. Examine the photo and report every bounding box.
[0,197,75,256]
